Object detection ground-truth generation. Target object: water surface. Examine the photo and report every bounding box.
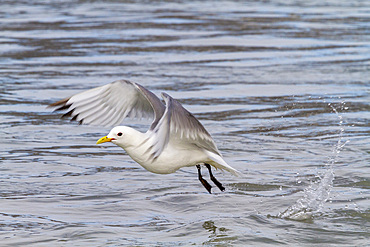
[1,0,369,246]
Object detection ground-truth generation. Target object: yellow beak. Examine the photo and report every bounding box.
[96,136,114,144]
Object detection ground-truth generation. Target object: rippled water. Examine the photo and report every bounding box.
[1,0,369,246]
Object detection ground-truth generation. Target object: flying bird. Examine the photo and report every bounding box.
[49,80,241,193]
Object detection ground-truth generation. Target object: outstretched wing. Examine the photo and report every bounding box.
[145,93,221,160]
[49,79,165,129]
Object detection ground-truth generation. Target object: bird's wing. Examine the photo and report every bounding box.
[145,92,221,160]
[49,80,165,129]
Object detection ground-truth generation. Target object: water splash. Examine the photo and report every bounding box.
[278,101,348,220]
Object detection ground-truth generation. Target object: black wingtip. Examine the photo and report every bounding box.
[54,104,72,112]
[71,114,79,122]
[62,109,74,118]
[48,98,70,108]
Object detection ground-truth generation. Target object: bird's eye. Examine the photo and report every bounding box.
[117,132,123,136]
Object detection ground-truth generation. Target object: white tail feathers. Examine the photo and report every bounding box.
[204,150,244,177]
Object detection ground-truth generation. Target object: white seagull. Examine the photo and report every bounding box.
[50,80,242,193]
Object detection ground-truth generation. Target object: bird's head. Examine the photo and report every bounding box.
[96,126,133,148]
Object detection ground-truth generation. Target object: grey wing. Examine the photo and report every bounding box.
[145,92,221,160]
[49,79,165,128]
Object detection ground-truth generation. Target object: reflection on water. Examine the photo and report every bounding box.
[1,0,369,246]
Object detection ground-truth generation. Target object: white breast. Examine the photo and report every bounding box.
[125,138,209,174]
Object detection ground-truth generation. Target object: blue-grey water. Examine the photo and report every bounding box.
[1,0,369,246]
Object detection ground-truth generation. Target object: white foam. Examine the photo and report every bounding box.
[278,101,348,220]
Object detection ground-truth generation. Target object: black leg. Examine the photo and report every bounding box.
[205,163,225,192]
[196,165,212,194]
